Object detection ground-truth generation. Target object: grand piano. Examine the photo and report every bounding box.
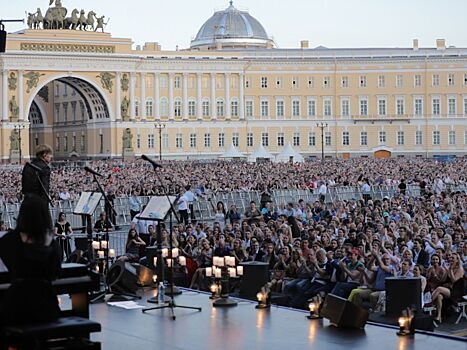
[0,263,100,318]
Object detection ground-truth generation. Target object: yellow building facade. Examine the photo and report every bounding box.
[0,1,466,162]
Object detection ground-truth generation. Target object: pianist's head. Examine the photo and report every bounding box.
[16,194,53,244]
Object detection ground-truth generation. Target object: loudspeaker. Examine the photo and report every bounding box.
[66,250,87,265]
[134,263,154,287]
[239,261,269,300]
[0,30,6,53]
[321,294,369,329]
[385,277,421,316]
[106,261,139,294]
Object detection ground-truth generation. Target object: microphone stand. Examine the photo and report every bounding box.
[142,160,202,320]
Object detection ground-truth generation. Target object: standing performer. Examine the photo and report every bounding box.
[21,144,53,203]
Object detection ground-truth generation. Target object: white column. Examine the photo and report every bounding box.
[211,73,216,120]
[155,72,160,120]
[197,73,202,120]
[169,73,174,120]
[140,72,146,120]
[183,73,188,120]
[239,73,245,120]
[225,73,231,120]
[130,73,136,120]
[116,72,121,120]
[2,70,8,121]
[18,71,24,121]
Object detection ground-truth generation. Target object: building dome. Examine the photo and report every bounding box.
[190,1,274,50]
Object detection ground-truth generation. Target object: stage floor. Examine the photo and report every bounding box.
[82,288,466,350]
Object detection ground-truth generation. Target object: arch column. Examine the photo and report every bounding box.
[211,73,217,120]
[169,73,174,120]
[140,72,146,120]
[116,72,121,121]
[225,73,231,120]
[130,73,136,120]
[197,73,202,120]
[18,70,24,121]
[239,73,245,120]
[183,73,188,120]
[155,72,160,120]
[2,70,8,121]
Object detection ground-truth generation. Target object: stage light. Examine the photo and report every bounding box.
[397,309,414,336]
[152,275,158,284]
[209,283,221,299]
[307,301,321,320]
[255,290,270,309]
[109,249,116,258]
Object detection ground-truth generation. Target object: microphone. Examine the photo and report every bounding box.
[26,161,43,172]
[141,155,163,168]
[84,166,103,177]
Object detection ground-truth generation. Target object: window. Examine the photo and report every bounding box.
[174,100,181,117]
[416,130,423,145]
[308,132,316,146]
[448,74,455,86]
[414,75,422,87]
[247,133,253,147]
[276,100,284,117]
[308,99,316,117]
[325,132,332,146]
[63,102,68,122]
[261,77,268,88]
[360,132,368,146]
[148,134,155,149]
[245,79,250,88]
[231,100,239,117]
[414,98,423,115]
[136,134,141,149]
[135,99,140,116]
[216,100,224,117]
[188,100,196,117]
[396,98,404,115]
[218,133,225,148]
[448,131,456,145]
[341,99,349,116]
[465,131,467,145]
[324,99,332,116]
[293,132,300,146]
[397,131,405,145]
[174,76,181,88]
[190,133,197,148]
[262,133,269,147]
[342,131,350,146]
[176,134,183,148]
[72,135,76,150]
[160,98,169,116]
[202,100,210,117]
[379,131,386,144]
[433,131,440,145]
[464,74,467,86]
[160,76,167,88]
[246,100,253,118]
[432,74,440,86]
[55,135,60,151]
[54,84,59,97]
[378,75,385,88]
[307,77,314,88]
[292,77,299,88]
[359,76,367,88]
[464,98,467,115]
[341,76,348,88]
[448,97,456,115]
[81,134,85,151]
[432,98,440,115]
[276,77,282,88]
[360,99,368,116]
[63,135,68,152]
[292,99,300,117]
[232,133,239,147]
[261,100,269,117]
[396,75,403,88]
[378,98,387,116]
[323,76,330,88]
[204,133,211,147]
[146,99,153,116]
[277,133,284,147]
[162,133,169,149]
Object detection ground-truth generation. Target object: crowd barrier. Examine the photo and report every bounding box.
[1,184,465,256]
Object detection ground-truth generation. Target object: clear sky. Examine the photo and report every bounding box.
[2,0,467,50]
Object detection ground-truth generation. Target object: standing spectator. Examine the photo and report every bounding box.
[53,212,73,261]
[318,181,327,203]
[177,189,190,226]
[21,144,53,204]
[128,189,141,220]
[361,179,371,203]
[182,185,197,224]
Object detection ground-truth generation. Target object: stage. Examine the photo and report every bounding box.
[79,288,466,350]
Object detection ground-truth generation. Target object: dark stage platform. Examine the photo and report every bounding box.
[81,288,467,350]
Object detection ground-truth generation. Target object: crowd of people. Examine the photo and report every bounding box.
[0,157,466,205]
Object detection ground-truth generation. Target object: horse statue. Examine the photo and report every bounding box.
[43,10,53,29]
[86,11,96,31]
[34,9,43,29]
[64,9,79,29]
[78,9,87,30]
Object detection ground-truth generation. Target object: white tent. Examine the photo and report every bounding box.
[275,142,305,163]
[247,144,275,163]
[219,143,246,159]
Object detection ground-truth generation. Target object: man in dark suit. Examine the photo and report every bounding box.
[247,240,265,262]
[412,238,429,268]
[21,144,52,204]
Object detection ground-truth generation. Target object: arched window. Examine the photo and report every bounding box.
[188,99,196,117]
[146,98,153,117]
[174,98,182,117]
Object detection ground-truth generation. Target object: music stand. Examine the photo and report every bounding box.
[74,192,103,259]
[140,178,201,320]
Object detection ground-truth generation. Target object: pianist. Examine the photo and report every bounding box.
[0,194,61,325]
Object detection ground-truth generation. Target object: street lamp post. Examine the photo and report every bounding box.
[317,122,328,162]
[14,124,25,164]
[155,121,166,161]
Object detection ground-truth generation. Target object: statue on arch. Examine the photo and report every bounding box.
[10,130,20,151]
[8,72,17,91]
[122,128,133,150]
[97,72,115,93]
[121,96,130,121]
[121,73,129,92]
[9,96,19,121]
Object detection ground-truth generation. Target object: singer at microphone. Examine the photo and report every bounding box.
[21,144,53,204]
[141,155,163,168]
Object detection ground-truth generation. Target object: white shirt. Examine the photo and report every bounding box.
[319,184,327,195]
[178,195,189,211]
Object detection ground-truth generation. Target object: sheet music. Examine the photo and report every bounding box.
[139,195,177,221]
[73,192,103,215]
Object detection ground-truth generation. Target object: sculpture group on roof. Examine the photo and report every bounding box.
[26,0,108,32]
